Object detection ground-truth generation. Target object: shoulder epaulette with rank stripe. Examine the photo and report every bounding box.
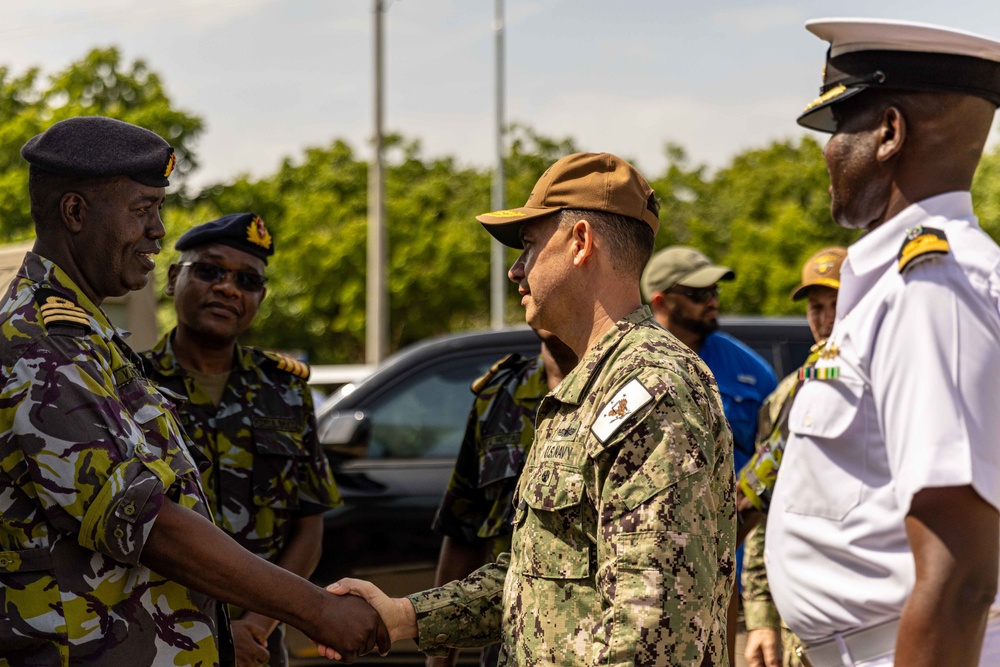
[262,350,310,380]
[471,352,522,395]
[35,288,91,333]
[898,225,949,273]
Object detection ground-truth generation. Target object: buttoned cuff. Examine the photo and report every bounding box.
[78,447,176,565]
[743,600,781,631]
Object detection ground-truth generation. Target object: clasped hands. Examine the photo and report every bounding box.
[312,578,418,662]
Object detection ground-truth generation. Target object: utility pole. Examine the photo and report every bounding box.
[490,0,507,330]
[367,0,389,363]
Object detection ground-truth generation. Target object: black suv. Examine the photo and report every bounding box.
[286,317,813,665]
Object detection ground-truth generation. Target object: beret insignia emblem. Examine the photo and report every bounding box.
[246,215,273,250]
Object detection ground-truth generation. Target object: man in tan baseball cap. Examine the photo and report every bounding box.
[322,152,737,665]
[790,246,846,343]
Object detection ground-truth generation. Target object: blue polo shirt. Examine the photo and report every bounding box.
[699,331,777,474]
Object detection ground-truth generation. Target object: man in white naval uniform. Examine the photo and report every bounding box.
[767,19,1000,667]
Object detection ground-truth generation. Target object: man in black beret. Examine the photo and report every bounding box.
[142,213,342,667]
[0,116,387,665]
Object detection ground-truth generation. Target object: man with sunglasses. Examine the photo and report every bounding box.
[142,213,342,667]
[0,118,387,666]
[642,245,777,664]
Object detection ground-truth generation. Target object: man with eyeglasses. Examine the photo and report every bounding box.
[142,212,342,667]
[641,244,777,665]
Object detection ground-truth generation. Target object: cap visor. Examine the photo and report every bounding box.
[791,278,841,301]
[797,85,870,132]
[678,266,735,289]
[475,206,563,249]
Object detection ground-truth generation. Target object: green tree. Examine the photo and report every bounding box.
[0,47,203,241]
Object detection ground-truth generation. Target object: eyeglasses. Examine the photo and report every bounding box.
[177,262,267,293]
[671,285,719,304]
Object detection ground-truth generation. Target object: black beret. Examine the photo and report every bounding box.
[21,116,176,187]
[175,213,275,263]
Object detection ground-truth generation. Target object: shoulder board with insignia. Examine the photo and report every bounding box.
[471,352,523,395]
[898,225,949,273]
[262,350,310,380]
[34,288,91,334]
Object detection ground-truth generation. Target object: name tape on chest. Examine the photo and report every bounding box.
[591,378,653,443]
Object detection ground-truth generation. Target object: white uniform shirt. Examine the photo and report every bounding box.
[766,191,1000,642]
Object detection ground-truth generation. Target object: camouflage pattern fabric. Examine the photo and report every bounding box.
[0,253,226,667]
[432,353,547,561]
[409,306,735,666]
[741,361,821,667]
[142,333,341,666]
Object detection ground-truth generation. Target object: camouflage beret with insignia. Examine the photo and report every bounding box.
[176,212,275,263]
[262,350,310,380]
[21,116,175,187]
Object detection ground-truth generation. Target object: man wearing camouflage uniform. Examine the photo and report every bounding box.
[739,247,845,667]
[325,152,735,666]
[0,116,387,667]
[427,330,576,667]
[142,213,342,667]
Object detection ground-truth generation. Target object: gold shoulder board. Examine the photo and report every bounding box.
[263,350,311,380]
[471,353,520,394]
[898,226,949,273]
[35,288,91,332]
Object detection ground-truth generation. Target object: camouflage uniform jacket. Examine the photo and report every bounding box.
[142,333,341,562]
[409,307,735,666]
[432,353,547,561]
[0,253,227,667]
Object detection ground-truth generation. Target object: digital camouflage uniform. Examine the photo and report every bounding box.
[0,253,227,667]
[432,353,548,667]
[408,307,735,666]
[741,347,824,667]
[433,353,547,560]
[141,332,341,666]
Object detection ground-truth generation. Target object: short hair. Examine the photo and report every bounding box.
[557,208,655,280]
[27,166,119,226]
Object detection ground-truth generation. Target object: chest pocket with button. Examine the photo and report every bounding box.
[511,458,593,579]
[252,423,307,511]
[782,370,873,520]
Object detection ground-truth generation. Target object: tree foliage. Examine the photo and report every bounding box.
[8,49,1000,363]
[0,47,203,242]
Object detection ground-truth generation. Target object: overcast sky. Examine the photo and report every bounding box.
[5,1,1000,191]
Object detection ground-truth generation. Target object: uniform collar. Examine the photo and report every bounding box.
[551,305,655,406]
[846,191,974,277]
[20,252,118,340]
[146,329,246,376]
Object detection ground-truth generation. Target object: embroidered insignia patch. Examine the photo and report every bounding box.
[263,350,309,379]
[163,151,177,178]
[35,288,90,331]
[246,215,273,250]
[591,378,653,443]
[898,226,948,272]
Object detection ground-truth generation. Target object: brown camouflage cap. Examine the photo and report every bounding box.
[476,152,659,249]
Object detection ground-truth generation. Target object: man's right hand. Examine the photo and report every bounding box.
[305,592,391,662]
[232,619,270,666]
[744,627,781,667]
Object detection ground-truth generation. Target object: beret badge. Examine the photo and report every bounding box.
[163,151,177,178]
[246,215,273,250]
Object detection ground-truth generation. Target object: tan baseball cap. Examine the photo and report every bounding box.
[476,152,659,248]
[641,246,734,301]
[791,246,847,300]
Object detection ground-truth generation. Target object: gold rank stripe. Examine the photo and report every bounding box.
[40,308,90,326]
[802,84,848,112]
[266,352,310,379]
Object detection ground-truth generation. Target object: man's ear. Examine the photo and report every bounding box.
[876,106,906,162]
[570,218,594,266]
[60,192,87,233]
[165,264,180,296]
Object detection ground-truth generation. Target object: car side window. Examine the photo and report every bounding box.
[364,354,501,459]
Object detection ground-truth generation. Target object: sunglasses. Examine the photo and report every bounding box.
[177,262,268,293]
[671,285,719,304]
